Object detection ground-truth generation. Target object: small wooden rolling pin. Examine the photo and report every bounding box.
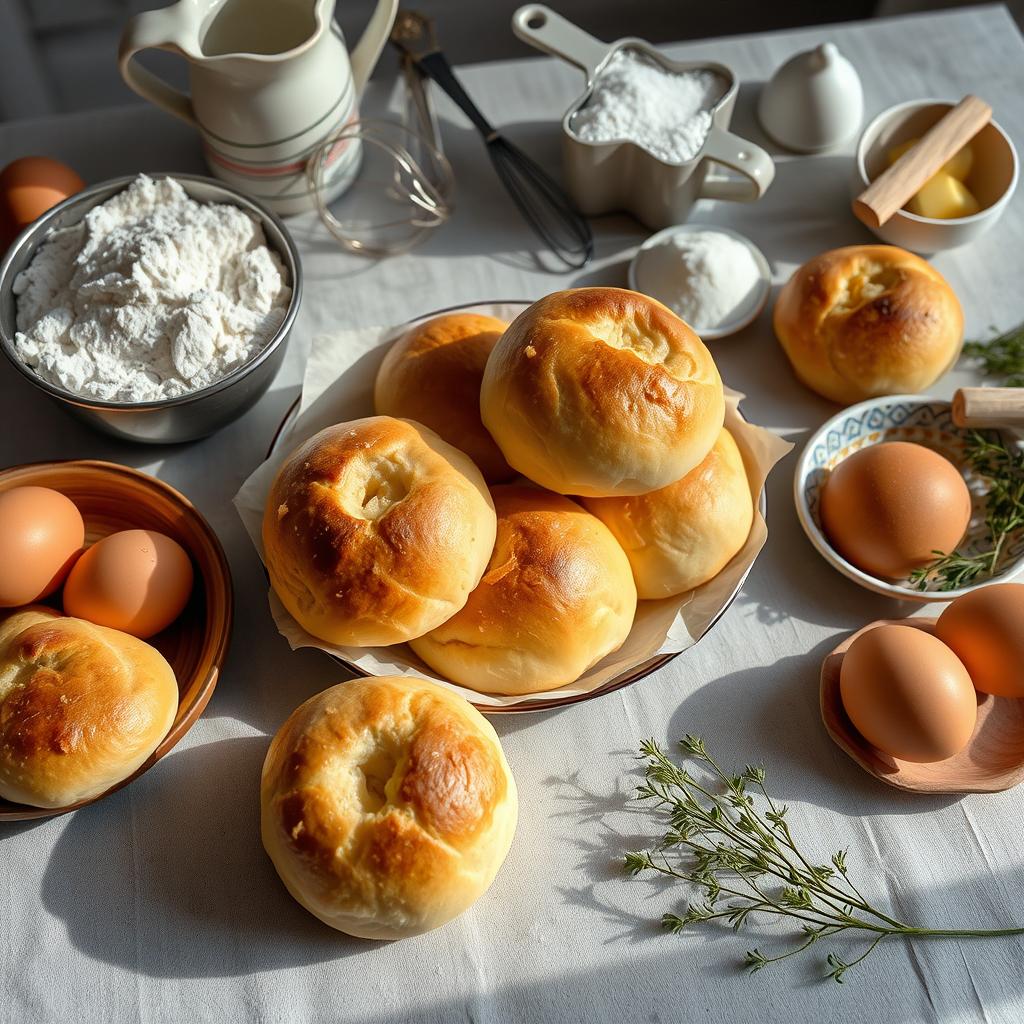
[853,95,991,229]
[952,387,1024,428]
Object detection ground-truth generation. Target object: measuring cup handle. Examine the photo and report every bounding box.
[512,4,609,81]
[699,128,775,202]
[118,7,195,126]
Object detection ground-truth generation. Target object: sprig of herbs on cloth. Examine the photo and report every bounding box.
[910,431,1024,591]
[626,736,1024,983]
[962,321,1024,386]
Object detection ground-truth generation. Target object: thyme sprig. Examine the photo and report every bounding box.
[910,431,1024,591]
[627,736,1024,983]
[962,321,1024,386]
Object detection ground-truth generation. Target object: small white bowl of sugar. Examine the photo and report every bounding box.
[628,225,772,340]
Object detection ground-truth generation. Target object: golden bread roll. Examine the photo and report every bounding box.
[374,313,513,483]
[263,417,497,647]
[409,485,637,695]
[583,428,754,599]
[0,606,177,808]
[480,288,725,497]
[261,675,518,939]
[773,245,963,404]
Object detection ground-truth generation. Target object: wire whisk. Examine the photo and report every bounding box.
[391,10,593,270]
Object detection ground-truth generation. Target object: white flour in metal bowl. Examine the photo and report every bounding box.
[570,50,725,164]
[12,174,291,403]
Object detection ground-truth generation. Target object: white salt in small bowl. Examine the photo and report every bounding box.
[627,224,772,339]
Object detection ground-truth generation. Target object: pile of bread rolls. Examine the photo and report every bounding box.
[258,287,758,940]
[262,287,756,698]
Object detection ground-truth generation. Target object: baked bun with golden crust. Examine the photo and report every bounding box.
[583,428,753,599]
[480,288,725,497]
[0,606,177,809]
[773,244,963,404]
[261,675,518,939]
[374,313,513,483]
[263,417,497,647]
[409,485,637,695]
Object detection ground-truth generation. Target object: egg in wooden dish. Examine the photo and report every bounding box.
[820,442,971,579]
[839,623,977,762]
[936,583,1024,697]
[63,529,194,639]
[0,485,84,606]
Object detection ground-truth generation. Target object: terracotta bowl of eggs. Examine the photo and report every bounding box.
[795,395,1024,601]
[0,461,232,821]
[821,583,1024,794]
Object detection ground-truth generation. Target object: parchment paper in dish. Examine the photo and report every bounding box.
[234,303,793,708]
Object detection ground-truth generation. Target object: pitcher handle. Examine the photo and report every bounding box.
[698,127,775,202]
[512,4,610,82]
[118,6,196,126]
[349,0,399,94]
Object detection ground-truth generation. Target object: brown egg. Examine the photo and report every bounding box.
[0,156,85,250]
[840,624,977,762]
[821,442,971,579]
[63,529,194,638]
[0,486,84,606]
[936,583,1024,697]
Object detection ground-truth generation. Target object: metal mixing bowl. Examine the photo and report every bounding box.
[0,173,302,444]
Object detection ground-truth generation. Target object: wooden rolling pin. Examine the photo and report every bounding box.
[853,95,991,229]
[952,387,1024,428]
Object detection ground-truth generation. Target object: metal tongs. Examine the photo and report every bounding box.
[390,10,593,269]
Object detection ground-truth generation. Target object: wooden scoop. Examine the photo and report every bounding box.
[952,387,1024,428]
[821,618,1024,794]
[853,95,991,228]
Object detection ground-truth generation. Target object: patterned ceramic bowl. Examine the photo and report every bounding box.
[794,395,1024,601]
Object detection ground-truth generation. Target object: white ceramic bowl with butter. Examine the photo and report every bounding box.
[854,99,1018,253]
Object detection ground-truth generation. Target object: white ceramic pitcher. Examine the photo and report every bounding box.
[119,0,398,215]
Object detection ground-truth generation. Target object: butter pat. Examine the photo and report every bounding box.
[905,172,981,219]
[888,137,975,181]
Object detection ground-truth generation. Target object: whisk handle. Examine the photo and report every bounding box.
[415,51,495,139]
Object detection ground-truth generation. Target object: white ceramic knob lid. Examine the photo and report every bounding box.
[812,42,838,70]
[758,41,864,153]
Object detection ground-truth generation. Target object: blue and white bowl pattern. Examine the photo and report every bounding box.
[796,396,1024,601]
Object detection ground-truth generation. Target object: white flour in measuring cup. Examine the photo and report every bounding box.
[570,50,725,164]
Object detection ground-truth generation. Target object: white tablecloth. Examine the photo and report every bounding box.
[3,6,1024,1022]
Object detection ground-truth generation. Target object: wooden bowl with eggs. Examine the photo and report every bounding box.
[795,395,1024,601]
[0,460,232,821]
[821,618,1024,794]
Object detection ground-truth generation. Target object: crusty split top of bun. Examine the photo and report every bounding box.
[260,675,518,939]
[409,485,637,695]
[262,417,497,648]
[374,313,513,483]
[773,245,964,404]
[583,428,754,599]
[0,606,177,809]
[480,288,725,497]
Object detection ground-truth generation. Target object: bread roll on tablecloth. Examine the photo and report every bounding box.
[583,428,754,599]
[0,606,177,808]
[480,288,725,497]
[262,417,497,647]
[410,485,637,695]
[773,244,963,404]
[261,675,518,939]
[374,313,513,483]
